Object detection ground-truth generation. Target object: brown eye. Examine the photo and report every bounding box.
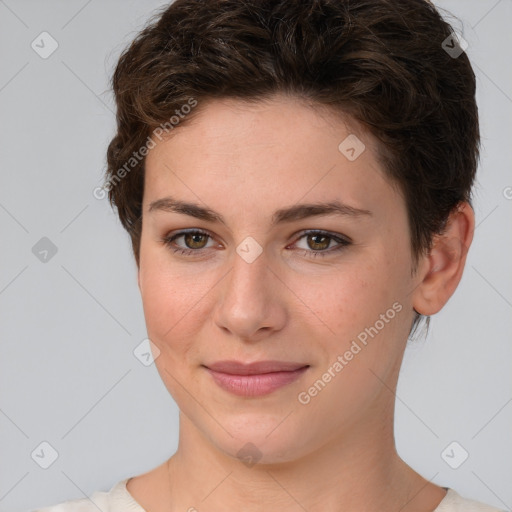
[183,232,209,249]
[292,230,351,259]
[306,233,331,251]
[162,229,215,256]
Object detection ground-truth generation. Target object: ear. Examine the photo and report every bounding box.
[412,202,475,316]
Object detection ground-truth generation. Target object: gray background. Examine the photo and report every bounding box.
[0,1,511,511]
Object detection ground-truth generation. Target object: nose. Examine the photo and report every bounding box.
[212,245,287,342]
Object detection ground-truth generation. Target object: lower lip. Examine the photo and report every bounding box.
[205,366,309,397]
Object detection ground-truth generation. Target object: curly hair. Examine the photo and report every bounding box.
[105,0,479,271]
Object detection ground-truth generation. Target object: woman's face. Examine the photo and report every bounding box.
[139,95,420,463]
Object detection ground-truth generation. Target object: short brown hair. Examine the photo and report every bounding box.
[106,0,479,269]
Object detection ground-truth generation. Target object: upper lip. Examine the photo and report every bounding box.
[204,360,309,375]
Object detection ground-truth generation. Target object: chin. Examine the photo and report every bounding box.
[210,422,312,467]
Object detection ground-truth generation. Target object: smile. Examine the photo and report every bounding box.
[204,365,310,397]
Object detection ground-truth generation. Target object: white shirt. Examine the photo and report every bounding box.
[31,478,505,512]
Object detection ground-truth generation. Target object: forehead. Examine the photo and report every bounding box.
[147,95,369,163]
[143,95,403,224]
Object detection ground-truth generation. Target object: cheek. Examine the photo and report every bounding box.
[138,243,208,355]
[298,261,391,334]
[294,251,409,367]
[291,260,408,417]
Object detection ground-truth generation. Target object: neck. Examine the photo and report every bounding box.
[164,403,443,512]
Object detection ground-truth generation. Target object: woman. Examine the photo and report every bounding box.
[35,0,504,510]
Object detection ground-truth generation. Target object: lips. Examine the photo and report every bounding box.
[203,360,309,375]
[202,360,310,397]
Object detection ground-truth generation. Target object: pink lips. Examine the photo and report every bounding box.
[203,360,310,397]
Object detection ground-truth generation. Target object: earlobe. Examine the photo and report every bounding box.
[412,202,475,316]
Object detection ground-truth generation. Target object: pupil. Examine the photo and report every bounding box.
[187,233,205,248]
[310,234,328,250]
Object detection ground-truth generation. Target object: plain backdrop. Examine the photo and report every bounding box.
[0,1,511,511]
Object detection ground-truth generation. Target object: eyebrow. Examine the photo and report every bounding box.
[148,196,372,226]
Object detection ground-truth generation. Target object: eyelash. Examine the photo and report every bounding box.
[161,228,351,259]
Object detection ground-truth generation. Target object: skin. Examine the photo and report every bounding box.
[127,94,474,512]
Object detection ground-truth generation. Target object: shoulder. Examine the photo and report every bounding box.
[30,478,145,512]
[435,489,506,512]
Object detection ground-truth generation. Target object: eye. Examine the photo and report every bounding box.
[162,228,351,259]
[290,230,351,259]
[162,229,216,256]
